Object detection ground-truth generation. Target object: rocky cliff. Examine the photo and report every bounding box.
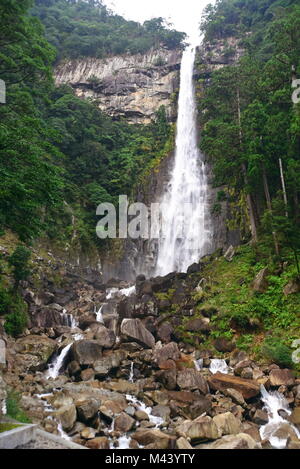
[55,48,182,124]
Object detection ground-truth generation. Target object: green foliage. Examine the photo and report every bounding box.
[4,293,28,337]
[8,246,31,286]
[261,336,293,367]
[32,1,186,61]
[6,389,31,423]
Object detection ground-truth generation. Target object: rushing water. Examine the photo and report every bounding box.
[209,359,229,375]
[155,45,212,276]
[46,342,73,380]
[260,385,300,449]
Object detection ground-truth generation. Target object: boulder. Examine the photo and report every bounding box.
[253,267,269,293]
[177,416,220,443]
[157,323,174,343]
[81,427,97,440]
[55,403,77,432]
[131,429,173,449]
[94,351,127,378]
[252,409,268,425]
[71,340,103,366]
[93,325,116,349]
[290,407,300,426]
[153,342,181,366]
[121,319,155,349]
[155,368,177,390]
[176,437,193,449]
[15,335,57,370]
[283,279,300,296]
[31,308,63,328]
[185,318,211,333]
[86,437,110,449]
[188,397,212,419]
[269,369,295,387]
[135,410,149,421]
[114,412,135,432]
[213,412,242,436]
[224,388,246,407]
[197,433,260,449]
[151,405,171,423]
[76,397,100,423]
[208,373,260,400]
[224,246,235,262]
[80,368,95,382]
[177,369,209,394]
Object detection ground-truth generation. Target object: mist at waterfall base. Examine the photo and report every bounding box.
[155,45,212,276]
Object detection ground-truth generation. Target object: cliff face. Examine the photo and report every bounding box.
[55,48,182,124]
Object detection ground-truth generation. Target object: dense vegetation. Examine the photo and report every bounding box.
[199,0,300,263]
[195,0,300,361]
[31,0,186,60]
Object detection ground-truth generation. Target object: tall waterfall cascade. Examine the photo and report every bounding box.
[155,45,212,276]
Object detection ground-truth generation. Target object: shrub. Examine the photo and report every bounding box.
[261,337,293,368]
[8,246,31,286]
[6,390,31,423]
[4,294,28,337]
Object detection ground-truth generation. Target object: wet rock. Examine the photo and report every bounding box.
[253,268,269,293]
[86,437,110,449]
[213,412,242,436]
[177,416,220,443]
[71,340,103,366]
[132,429,174,449]
[121,319,155,349]
[197,433,260,449]
[208,373,260,400]
[177,369,209,394]
[269,369,295,387]
[76,397,100,423]
[135,410,149,421]
[252,409,268,425]
[114,412,135,432]
[290,407,300,426]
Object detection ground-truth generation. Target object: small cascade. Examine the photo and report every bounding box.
[126,395,164,428]
[46,342,73,380]
[260,385,300,449]
[128,362,134,383]
[209,359,229,375]
[194,358,204,371]
[61,310,78,329]
[106,286,136,300]
[96,305,105,324]
[57,422,71,441]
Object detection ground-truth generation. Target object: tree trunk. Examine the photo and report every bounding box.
[237,88,258,242]
[262,166,280,255]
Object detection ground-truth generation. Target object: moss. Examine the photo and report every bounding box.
[6,390,31,424]
[0,423,22,433]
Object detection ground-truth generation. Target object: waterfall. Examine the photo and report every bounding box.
[46,342,73,380]
[155,45,212,276]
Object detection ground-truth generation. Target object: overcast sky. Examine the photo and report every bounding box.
[103,0,214,42]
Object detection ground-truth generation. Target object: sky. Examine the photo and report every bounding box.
[103,0,214,42]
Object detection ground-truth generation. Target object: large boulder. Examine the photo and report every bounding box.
[94,350,127,378]
[92,325,116,349]
[153,342,181,366]
[121,319,155,349]
[269,369,295,387]
[208,373,260,400]
[71,340,103,366]
[76,397,100,423]
[197,433,261,449]
[213,412,242,436]
[55,403,77,432]
[31,308,63,328]
[177,369,209,394]
[131,429,174,449]
[15,335,57,370]
[114,412,135,432]
[177,416,220,444]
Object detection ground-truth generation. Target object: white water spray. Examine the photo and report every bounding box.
[260,385,300,449]
[209,359,229,375]
[46,342,73,380]
[155,45,212,276]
